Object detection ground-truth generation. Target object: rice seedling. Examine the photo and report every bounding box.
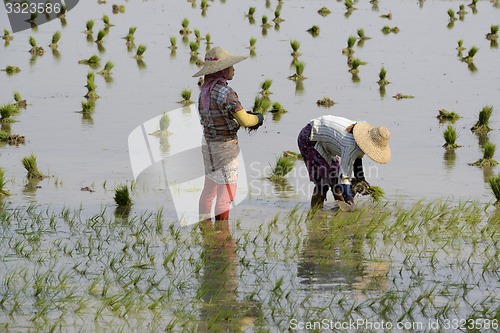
[316,97,335,107]
[469,142,498,167]
[261,16,272,29]
[95,30,106,44]
[179,18,191,35]
[80,100,95,113]
[246,7,256,18]
[273,8,284,23]
[471,105,493,133]
[344,0,357,12]
[489,173,500,205]
[259,79,273,97]
[437,109,460,122]
[457,4,468,19]
[252,97,272,114]
[1,66,21,75]
[78,55,100,66]
[123,26,137,44]
[348,58,366,75]
[392,93,415,100]
[461,46,478,64]
[443,125,461,149]
[13,92,27,109]
[342,36,357,55]
[169,36,177,50]
[2,29,13,42]
[377,67,390,85]
[102,14,113,27]
[84,72,99,99]
[380,11,392,20]
[290,40,301,57]
[288,61,306,80]
[97,61,114,77]
[114,185,132,207]
[456,39,466,52]
[381,26,399,34]
[0,167,10,196]
[29,36,44,56]
[367,186,385,203]
[0,104,19,123]
[84,20,94,34]
[357,28,371,41]
[270,102,287,121]
[49,31,61,49]
[22,154,46,179]
[189,41,200,56]
[317,7,331,17]
[134,44,147,59]
[269,155,295,182]
[248,37,257,50]
[193,29,203,42]
[468,0,478,8]
[307,25,320,37]
[180,89,193,105]
[447,9,456,22]
[486,25,499,41]
[205,34,212,46]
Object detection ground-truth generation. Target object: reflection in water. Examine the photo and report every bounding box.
[443,149,456,170]
[294,79,304,95]
[475,131,489,148]
[482,165,494,183]
[298,215,388,294]
[22,178,43,197]
[197,220,261,332]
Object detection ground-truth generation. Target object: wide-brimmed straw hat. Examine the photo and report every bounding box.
[353,122,391,164]
[192,47,248,77]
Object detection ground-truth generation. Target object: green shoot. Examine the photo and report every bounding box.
[22,154,46,179]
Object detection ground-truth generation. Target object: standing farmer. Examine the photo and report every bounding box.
[193,47,264,222]
[297,115,391,209]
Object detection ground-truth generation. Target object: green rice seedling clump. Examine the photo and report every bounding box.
[349,58,366,74]
[317,7,331,17]
[2,29,13,41]
[261,15,272,29]
[180,89,193,105]
[189,41,199,55]
[270,155,295,182]
[469,142,498,167]
[377,67,390,85]
[2,66,21,75]
[259,79,273,96]
[78,55,100,65]
[13,91,27,108]
[180,18,191,35]
[290,40,300,57]
[0,104,19,123]
[0,167,10,196]
[103,14,113,27]
[471,105,493,133]
[437,109,460,122]
[392,93,414,100]
[114,185,132,207]
[486,25,499,41]
[49,31,61,49]
[29,36,44,55]
[169,36,177,49]
[98,61,114,76]
[307,25,320,37]
[489,173,500,204]
[357,28,370,40]
[456,40,466,51]
[205,34,212,45]
[367,185,384,203]
[317,97,335,107]
[160,113,171,132]
[289,61,306,80]
[95,30,106,44]
[246,7,256,17]
[462,46,478,64]
[273,9,284,23]
[253,97,272,114]
[22,154,46,179]
[85,20,94,33]
[249,37,257,50]
[443,125,461,149]
[124,27,137,43]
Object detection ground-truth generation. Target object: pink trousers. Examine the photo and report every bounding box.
[199,177,236,221]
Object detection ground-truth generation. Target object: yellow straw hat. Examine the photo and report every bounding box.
[353,122,391,164]
[192,47,248,77]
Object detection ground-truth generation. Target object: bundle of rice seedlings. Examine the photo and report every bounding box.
[486,25,499,41]
[97,61,114,76]
[273,8,284,23]
[317,7,331,17]
[114,185,132,207]
[205,34,212,45]
[367,186,384,203]
[259,79,273,97]
[456,39,466,52]
[489,173,500,205]
[0,130,8,141]
[123,26,137,44]
[380,12,392,20]
[345,0,357,11]
[95,30,106,44]
[357,28,371,41]
[189,41,199,56]
[179,18,191,35]
[288,61,306,80]
[261,15,272,29]
[253,97,272,114]
[13,92,27,109]
[159,113,171,132]
[290,40,301,57]
[248,37,257,50]
[342,36,357,55]
[179,89,193,105]
[246,7,256,18]
[22,154,46,179]
[103,14,113,27]
[468,0,478,8]
[134,44,147,59]
[29,36,44,56]
[269,155,295,182]
[0,167,10,196]
[84,72,99,99]
[381,26,399,34]
[469,142,498,167]
[436,109,460,122]
[81,100,95,113]
[457,4,468,17]
[1,66,21,75]
[377,67,390,85]
[84,20,94,34]
[471,105,493,133]
[2,29,13,42]
[461,46,478,64]
[0,104,19,123]
[348,58,366,74]
[316,97,335,107]
[270,102,287,121]
[392,93,415,100]
[168,36,177,50]
[442,125,461,149]
[307,25,320,37]
[78,55,100,66]
[447,9,456,21]
[49,31,61,49]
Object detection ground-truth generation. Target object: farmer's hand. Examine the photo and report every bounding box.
[247,111,264,130]
[333,184,354,204]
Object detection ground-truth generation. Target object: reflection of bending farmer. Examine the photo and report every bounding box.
[298,115,391,209]
[193,47,264,222]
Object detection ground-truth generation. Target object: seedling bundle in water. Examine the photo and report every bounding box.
[471,105,493,133]
[29,36,44,56]
[269,155,295,182]
[22,154,46,179]
[443,125,461,149]
[13,92,26,109]
[0,104,19,123]
[49,31,61,49]
[437,109,460,122]
[316,97,335,107]
[490,173,500,205]
[469,142,498,167]
[0,167,10,196]
[1,66,21,75]
[114,184,132,207]
[179,89,194,105]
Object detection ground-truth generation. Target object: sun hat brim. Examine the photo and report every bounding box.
[192,54,248,77]
[353,122,391,164]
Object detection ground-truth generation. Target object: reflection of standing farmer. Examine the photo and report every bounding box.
[298,115,391,209]
[193,47,264,222]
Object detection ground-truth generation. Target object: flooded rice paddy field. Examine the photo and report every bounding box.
[1,0,500,331]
